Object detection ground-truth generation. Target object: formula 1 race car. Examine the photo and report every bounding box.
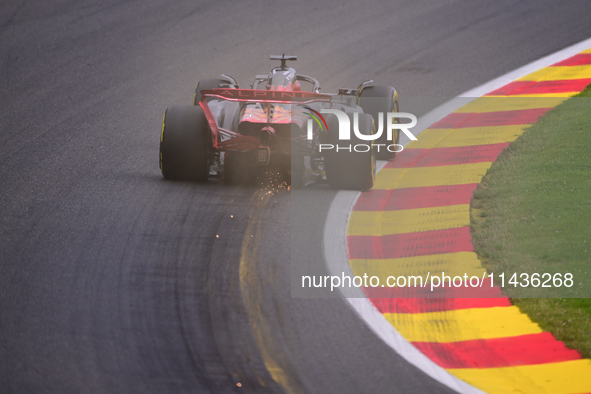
[159,55,400,190]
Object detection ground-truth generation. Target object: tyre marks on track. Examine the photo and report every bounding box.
[239,190,304,394]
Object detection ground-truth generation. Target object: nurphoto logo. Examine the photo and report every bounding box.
[305,108,418,153]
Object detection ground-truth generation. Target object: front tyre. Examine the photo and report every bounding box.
[358,85,399,160]
[193,78,232,105]
[159,105,211,182]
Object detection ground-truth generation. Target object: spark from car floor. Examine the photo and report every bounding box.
[255,170,290,196]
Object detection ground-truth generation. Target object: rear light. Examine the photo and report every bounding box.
[257,146,270,165]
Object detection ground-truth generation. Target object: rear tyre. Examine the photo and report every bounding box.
[193,78,232,105]
[159,105,211,182]
[358,85,399,160]
[325,113,376,190]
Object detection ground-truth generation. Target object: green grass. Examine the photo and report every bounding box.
[470,87,591,357]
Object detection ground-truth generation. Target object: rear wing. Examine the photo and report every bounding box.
[199,88,332,104]
[199,88,332,150]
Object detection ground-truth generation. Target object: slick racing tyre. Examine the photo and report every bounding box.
[325,112,376,190]
[193,78,233,105]
[358,85,399,160]
[159,105,211,182]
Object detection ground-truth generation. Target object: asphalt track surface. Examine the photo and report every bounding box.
[1,1,591,393]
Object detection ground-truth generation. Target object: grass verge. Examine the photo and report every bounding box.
[470,87,591,358]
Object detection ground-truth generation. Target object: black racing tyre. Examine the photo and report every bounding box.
[325,112,376,190]
[223,151,257,185]
[358,85,399,160]
[159,105,211,182]
[193,78,231,105]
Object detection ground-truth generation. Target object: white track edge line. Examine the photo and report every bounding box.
[322,36,591,394]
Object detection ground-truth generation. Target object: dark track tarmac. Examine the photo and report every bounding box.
[1,1,590,392]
